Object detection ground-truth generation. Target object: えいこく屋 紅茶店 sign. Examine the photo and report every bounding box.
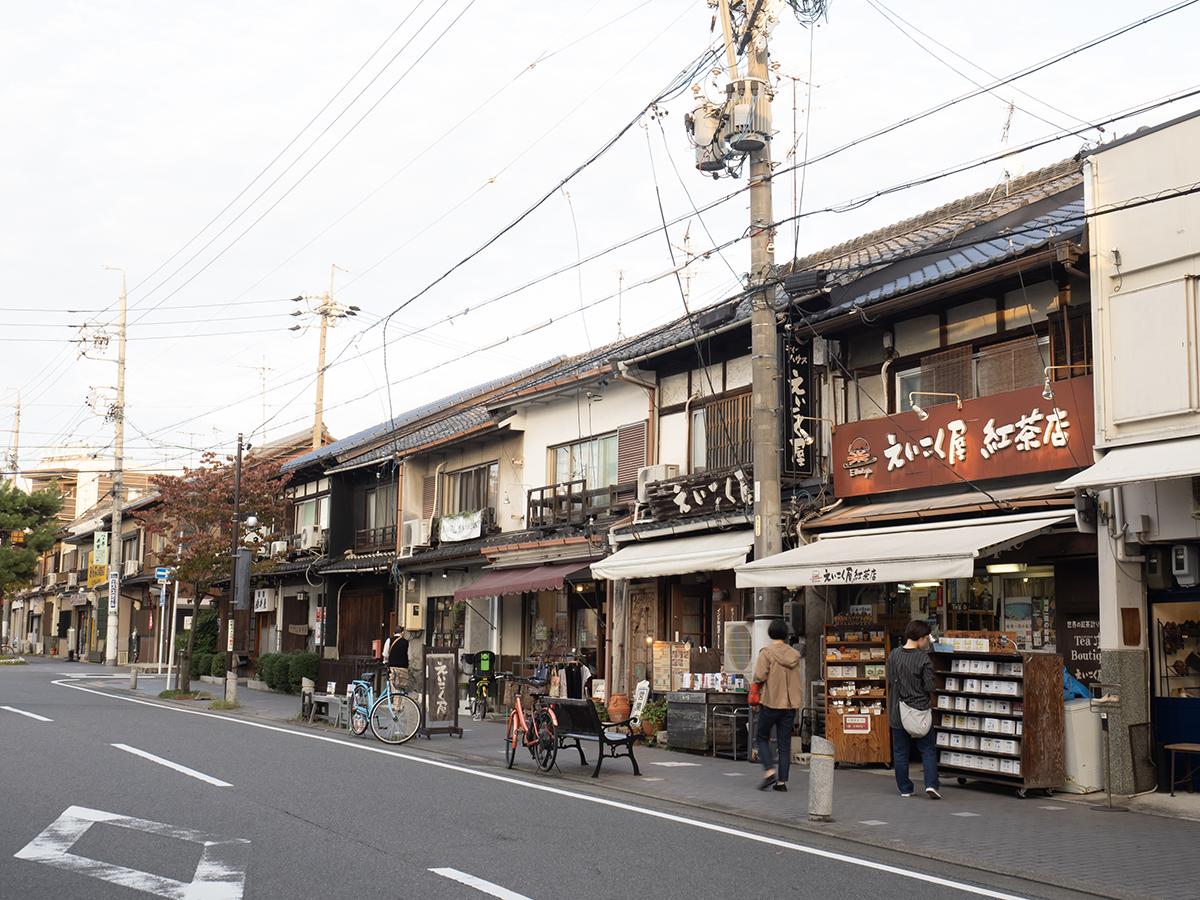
[832,377,1094,497]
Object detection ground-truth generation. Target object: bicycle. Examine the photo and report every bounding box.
[347,666,422,745]
[462,650,499,721]
[502,673,558,773]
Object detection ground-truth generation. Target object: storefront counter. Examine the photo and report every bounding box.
[666,690,749,751]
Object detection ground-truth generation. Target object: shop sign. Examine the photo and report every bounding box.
[93,531,108,567]
[107,573,119,612]
[86,563,108,589]
[1063,617,1101,684]
[252,588,276,614]
[843,714,872,734]
[832,377,1095,497]
[666,468,752,517]
[782,331,815,477]
[439,510,482,543]
[421,651,463,737]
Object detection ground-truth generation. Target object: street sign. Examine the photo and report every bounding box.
[93,531,108,566]
[107,572,119,612]
[155,566,170,584]
[227,620,235,652]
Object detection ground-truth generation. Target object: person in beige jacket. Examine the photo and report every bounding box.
[752,618,803,791]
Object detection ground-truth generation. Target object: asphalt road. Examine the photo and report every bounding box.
[0,661,1094,900]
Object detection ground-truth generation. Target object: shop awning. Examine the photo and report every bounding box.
[454,561,593,601]
[1057,436,1200,490]
[736,510,1073,589]
[590,530,753,581]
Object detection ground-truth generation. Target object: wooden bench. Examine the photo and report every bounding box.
[306,693,347,728]
[547,698,641,778]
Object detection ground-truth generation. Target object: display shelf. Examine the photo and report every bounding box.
[824,625,890,766]
[826,640,885,646]
[826,676,886,681]
[931,648,1063,795]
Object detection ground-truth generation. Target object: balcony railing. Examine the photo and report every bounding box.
[527,480,619,529]
[354,524,397,553]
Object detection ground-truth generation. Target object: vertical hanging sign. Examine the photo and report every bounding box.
[783,330,815,477]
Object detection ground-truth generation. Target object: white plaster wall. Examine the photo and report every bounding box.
[1087,118,1200,448]
[658,412,688,471]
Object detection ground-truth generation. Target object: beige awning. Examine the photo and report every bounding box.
[737,510,1073,589]
[1057,436,1200,490]
[591,530,753,580]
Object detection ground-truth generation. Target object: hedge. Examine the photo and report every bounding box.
[210,654,227,678]
[286,652,319,694]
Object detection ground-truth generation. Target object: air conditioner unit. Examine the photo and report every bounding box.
[123,558,140,577]
[45,572,58,588]
[400,519,430,556]
[722,620,754,679]
[636,464,680,502]
[66,572,78,588]
[269,540,289,557]
[299,525,325,551]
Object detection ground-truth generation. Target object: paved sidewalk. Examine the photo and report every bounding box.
[69,666,1200,900]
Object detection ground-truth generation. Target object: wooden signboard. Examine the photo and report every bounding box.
[420,650,463,739]
[833,377,1094,497]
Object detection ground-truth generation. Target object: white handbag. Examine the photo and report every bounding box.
[899,700,932,738]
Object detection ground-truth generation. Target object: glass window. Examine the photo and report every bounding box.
[690,408,707,473]
[444,462,499,515]
[552,434,618,488]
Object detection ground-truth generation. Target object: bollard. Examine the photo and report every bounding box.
[808,735,835,822]
[166,667,177,691]
[225,671,238,705]
[129,667,138,690]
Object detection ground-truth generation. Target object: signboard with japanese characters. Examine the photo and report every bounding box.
[832,377,1094,497]
[782,331,816,478]
[420,651,463,737]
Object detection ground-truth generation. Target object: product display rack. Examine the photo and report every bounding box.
[931,649,1064,796]
[823,624,890,765]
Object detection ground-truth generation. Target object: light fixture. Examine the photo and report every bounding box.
[795,415,837,445]
[644,635,654,645]
[908,391,962,422]
[912,581,941,588]
[985,563,1026,574]
[244,515,258,528]
[1040,365,1092,401]
[441,569,448,579]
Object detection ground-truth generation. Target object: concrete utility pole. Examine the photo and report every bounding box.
[103,266,127,667]
[311,264,350,450]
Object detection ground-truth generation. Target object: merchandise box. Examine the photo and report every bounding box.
[964,678,980,693]
[954,715,968,729]
[940,751,951,765]
[950,733,964,748]
[946,677,960,691]
[999,758,1015,775]
[1000,719,1016,735]
[994,700,1010,715]
[964,734,979,750]
[954,696,968,711]
[937,695,953,709]
[949,752,964,767]
[966,716,981,731]
[983,717,1000,733]
[983,699,996,714]
[936,731,950,747]
[968,698,983,713]
[985,756,1000,772]
[1016,721,1023,736]
[980,737,995,752]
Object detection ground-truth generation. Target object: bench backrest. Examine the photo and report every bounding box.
[549,698,603,735]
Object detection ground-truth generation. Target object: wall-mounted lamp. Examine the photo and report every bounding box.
[794,415,837,446]
[406,576,418,592]
[1041,365,1091,401]
[908,391,962,422]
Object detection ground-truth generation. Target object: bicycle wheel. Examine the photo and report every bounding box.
[350,685,370,736]
[531,708,557,772]
[370,693,422,745]
[504,714,519,769]
[476,688,489,721]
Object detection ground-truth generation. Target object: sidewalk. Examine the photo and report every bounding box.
[109,673,1197,900]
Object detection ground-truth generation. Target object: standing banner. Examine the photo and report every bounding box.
[419,650,463,739]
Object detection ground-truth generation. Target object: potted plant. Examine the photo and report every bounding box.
[640,698,668,737]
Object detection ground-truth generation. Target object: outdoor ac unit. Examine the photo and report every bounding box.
[45,572,58,588]
[269,540,289,557]
[123,558,139,577]
[636,464,680,502]
[401,519,430,554]
[66,572,78,588]
[299,525,324,551]
[723,620,754,679]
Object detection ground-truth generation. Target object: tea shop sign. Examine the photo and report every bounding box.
[832,377,1094,497]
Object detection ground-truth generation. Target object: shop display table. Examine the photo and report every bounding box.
[666,691,749,752]
[1165,742,1200,796]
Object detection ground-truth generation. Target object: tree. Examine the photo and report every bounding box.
[137,451,286,692]
[0,481,62,599]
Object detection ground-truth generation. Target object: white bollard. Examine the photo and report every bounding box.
[808,735,835,822]
[129,667,138,690]
[225,671,238,704]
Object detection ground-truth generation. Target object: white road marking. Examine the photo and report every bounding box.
[858,820,888,826]
[642,777,665,781]
[1,705,53,722]
[649,761,700,767]
[951,812,981,817]
[56,678,1030,900]
[723,772,747,777]
[430,867,531,899]
[1038,805,1065,810]
[111,743,232,787]
[14,804,249,899]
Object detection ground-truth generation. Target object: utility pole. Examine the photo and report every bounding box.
[239,358,273,432]
[310,264,351,450]
[225,433,243,699]
[8,390,19,484]
[103,266,127,667]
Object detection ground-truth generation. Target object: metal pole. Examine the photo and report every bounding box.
[104,267,127,666]
[165,531,181,689]
[226,434,243,700]
[743,6,784,654]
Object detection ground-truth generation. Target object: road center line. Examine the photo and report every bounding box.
[429,867,531,899]
[1,705,53,722]
[57,679,1025,899]
[110,743,232,787]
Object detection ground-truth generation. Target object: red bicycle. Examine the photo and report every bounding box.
[503,674,558,772]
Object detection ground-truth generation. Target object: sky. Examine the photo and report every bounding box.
[2,0,1198,473]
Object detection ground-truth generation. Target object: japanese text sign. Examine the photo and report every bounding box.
[832,377,1094,497]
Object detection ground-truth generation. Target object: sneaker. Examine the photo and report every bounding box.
[926,787,942,800]
[899,792,913,798]
[773,783,788,792]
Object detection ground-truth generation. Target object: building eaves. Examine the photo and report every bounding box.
[326,406,499,472]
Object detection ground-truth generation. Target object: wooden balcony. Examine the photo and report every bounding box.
[354,524,397,553]
[527,480,619,529]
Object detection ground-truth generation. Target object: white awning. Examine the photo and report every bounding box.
[736,510,1073,589]
[1057,436,1200,490]
[591,530,753,580]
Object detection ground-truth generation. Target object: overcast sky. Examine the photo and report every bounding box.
[3,1,1197,472]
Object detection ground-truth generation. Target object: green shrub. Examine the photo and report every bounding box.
[176,608,219,655]
[286,652,319,694]
[255,652,277,681]
[194,652,213,679]
[263,654,288,691]
[211,654,226,677]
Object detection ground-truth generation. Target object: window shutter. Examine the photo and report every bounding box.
[1050,309,1092,373]
[616,421,648,483]
[920,346,976,403]
[421,475,436,519]
[976,336,1043,396]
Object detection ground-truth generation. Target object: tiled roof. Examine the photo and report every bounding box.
[325,405,497,473]
[319,552,393,575]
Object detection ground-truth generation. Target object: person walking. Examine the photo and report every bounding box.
[887,620,940,799]
[383,628,410,695]
[752,618,803,792]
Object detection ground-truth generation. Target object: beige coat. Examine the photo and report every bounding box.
[753,641,803,710]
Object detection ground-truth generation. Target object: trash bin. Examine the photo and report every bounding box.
[1060,698,1104,793]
